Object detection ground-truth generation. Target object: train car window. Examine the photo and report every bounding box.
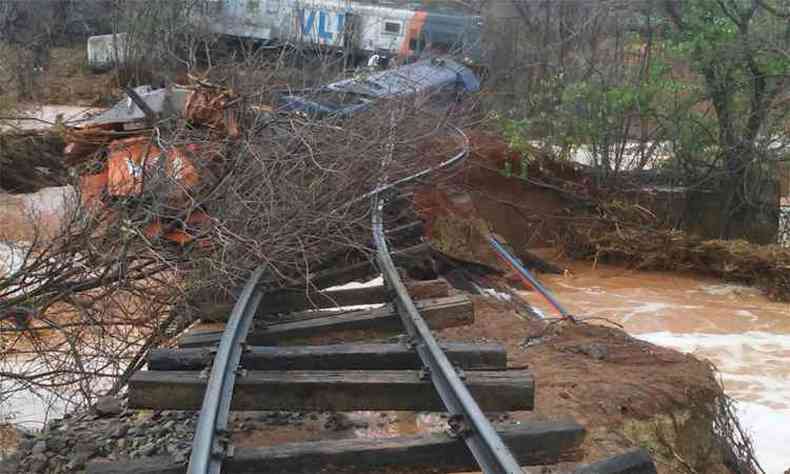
[246,0,260,13]
[383,21,402,35]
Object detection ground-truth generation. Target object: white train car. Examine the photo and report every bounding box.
[203,0,481,62]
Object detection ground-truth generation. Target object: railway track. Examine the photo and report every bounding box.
[86,128,656,474]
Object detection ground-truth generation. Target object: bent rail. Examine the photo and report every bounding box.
[488,236,575,321]
[188,267,266,474]
[371,126,523,473]
[188,125,484,473]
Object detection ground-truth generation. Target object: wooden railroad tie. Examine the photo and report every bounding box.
[87,421,586,474]
[148,342,507,371]
[128,369,534,411]
[200,278,449,322]
[178,295,474,348]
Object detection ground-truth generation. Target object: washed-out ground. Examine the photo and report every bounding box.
[2,51,786,474]
[0,291,724,474]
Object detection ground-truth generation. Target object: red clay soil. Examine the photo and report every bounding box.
[438,296,722,472]
[249,294,724,474]
[413,131,578,267]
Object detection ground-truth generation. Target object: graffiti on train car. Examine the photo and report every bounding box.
[299,7,347,42]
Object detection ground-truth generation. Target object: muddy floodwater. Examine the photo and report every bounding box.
[522,257,790,473]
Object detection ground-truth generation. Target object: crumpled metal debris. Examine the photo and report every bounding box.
[68,84,241,245]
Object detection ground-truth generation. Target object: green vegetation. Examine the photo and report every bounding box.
[491,0,789,240]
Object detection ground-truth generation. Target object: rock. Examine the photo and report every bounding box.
[173,450,188,464]
[111,423,129,438]
[66,457,86,472]
[74,440,99,460]
[31,440,47,456]
[141,442,158,456]
[522,335,546,348]
[348,416,369,429]
[161,420,175,432]
[29,453,48,473]
[578,342,609,360]
[324,413,359,431]
[45,435,67,452]
[18,437,36,453]
[94,396,123,417]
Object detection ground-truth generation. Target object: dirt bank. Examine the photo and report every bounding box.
[440,297,728,473]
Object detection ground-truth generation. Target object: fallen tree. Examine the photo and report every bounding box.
[0,71,469,417]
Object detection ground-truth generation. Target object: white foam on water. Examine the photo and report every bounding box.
[735,401,790,474]
[1,358,68,433]
[620,301,702,323]
[735,309,760,322]
[637,331,790,472]
[698,283,762,297]
[556,281,608,295]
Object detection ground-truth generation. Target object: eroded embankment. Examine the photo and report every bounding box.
[441,298,729,473]
[413,132,776,473]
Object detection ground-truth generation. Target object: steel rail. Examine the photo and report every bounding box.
[371,127,523,473]
[333,125,469,214]
[188,266,266,474]
[488,236,575,321]
[373,198,523,473]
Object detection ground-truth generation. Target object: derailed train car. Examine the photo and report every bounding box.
[88,1,482,69]
[204,0,482,63]
[278,56,480,118]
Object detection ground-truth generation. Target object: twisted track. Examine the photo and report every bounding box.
[185,126,528,473]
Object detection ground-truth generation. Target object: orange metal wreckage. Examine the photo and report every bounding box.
[70,85,240,246]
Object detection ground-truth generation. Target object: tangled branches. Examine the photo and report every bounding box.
[0,71,465,423]
[559,200,790,301]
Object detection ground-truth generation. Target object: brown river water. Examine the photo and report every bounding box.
[519,257,790,473]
